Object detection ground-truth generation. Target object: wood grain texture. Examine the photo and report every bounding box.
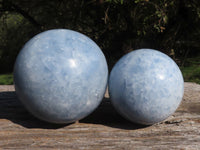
[0,83,200,150]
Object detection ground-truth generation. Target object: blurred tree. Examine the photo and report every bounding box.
[0,0,200,72]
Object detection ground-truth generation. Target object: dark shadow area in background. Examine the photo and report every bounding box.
[0,91,148,130]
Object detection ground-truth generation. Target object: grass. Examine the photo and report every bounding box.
[0,74,13,85]
[0,63,200,85]
[180,56,200,84]
[180,65,200,84]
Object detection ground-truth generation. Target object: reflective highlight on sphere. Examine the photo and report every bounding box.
[109,49,184,125]
[14,29,108,124]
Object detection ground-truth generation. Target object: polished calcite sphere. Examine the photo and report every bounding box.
[109,49,184,125]
[14,29,108,124]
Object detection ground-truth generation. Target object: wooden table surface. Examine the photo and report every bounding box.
[0,82,199,149]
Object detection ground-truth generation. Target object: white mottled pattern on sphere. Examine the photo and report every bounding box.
[14,29,108,124]
[109,49,184,125]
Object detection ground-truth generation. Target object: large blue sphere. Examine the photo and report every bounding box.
[109,49,184,125]
[14,29,108,124]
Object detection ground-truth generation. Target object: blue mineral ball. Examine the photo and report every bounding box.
[109,49,184,125]
[14,29,108,124]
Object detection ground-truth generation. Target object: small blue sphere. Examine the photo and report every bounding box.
[109,49,184,125]
[14,29,108,124]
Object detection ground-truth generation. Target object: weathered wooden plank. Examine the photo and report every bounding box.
[0,83,199,149]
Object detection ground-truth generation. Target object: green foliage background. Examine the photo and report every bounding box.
[0,0,200,73]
